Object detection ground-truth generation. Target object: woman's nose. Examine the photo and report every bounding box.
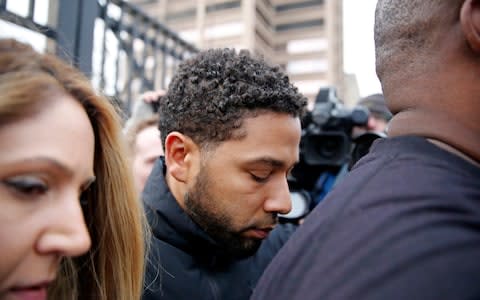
[36,191,92,257]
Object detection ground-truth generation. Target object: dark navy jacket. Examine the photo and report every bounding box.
[142,158,296,300]
[251,136,480,300]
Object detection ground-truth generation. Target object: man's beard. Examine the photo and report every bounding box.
[184,165,270,258]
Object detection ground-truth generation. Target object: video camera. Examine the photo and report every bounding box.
[280,87,369,222]
[290,87,369,190]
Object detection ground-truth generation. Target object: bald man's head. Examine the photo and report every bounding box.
[374,0,463,81]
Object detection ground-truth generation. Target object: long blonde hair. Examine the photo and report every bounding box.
[0,38,147,300]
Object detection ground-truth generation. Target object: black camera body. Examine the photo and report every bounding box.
[289,87,369,192]
[280,87,386,222]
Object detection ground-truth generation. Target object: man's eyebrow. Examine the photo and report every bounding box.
[245,157,296,169]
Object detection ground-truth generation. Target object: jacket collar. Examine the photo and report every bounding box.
[142,158,235,264]
[387,109,480,165]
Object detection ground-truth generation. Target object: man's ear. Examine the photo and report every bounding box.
[461,0,480,53]
[164,132,198,183]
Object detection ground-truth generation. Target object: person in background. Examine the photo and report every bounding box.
[0,38,147,300]
[142,48,307,300]
[124,89,166,131]
[349,93,392,169]
[125,115,163,194]
[352,93,392,137]
[310,93,392,205]
[251,0,480,299]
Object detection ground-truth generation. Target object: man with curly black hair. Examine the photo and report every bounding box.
[142,48,307,300]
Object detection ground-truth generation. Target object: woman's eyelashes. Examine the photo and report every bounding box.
[79,185,88,205]
[3,175,49,198]
[80,181,95,206]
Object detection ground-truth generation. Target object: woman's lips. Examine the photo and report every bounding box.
[9,282,51,300]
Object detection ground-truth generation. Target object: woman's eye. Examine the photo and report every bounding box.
[80,186,93,206]
[79,177,96,207]
[3,176,48,197]
[80,192,88,206]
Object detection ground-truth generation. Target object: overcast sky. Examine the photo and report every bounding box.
[343,0,382,97]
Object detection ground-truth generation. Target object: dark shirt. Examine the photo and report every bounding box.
[142,158,296,300]
[251,136,480,300]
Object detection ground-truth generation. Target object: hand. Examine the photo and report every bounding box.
[141,89,166,104]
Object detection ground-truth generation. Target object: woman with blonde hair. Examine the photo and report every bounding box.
[0,38,146,300]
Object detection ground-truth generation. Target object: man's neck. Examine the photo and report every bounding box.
[387,108,480,166]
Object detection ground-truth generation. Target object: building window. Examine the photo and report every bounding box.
[206,0,241,13]
[276,19,324,32]
[166,9,196,21]
[205,21,244,39]
[295,80,328,96]
[287,38,328,54]
[276,0,325,12]
[287,59,328,74]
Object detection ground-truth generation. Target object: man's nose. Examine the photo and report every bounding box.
[264,177,292,215]
[36,191,92,257]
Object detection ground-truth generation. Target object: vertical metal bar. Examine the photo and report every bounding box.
[57,0,98,75]
[126,12,140,113]
[28,0,36,20]
[171,47,178,76]
[56,0,80,63]
[114,5,124,98]
[160,35,167,89]
[125,44,133,113]
[75,0,98,75]
[151,33,159,90]
[172,44,181,76]
[151,38,160,93]
[0,0,6,10]
[99,0,109,91]
[178,48,185,65]
[141,17,150,91]
[122,44,132,114]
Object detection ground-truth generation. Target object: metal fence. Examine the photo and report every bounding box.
[0,0,198,115]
